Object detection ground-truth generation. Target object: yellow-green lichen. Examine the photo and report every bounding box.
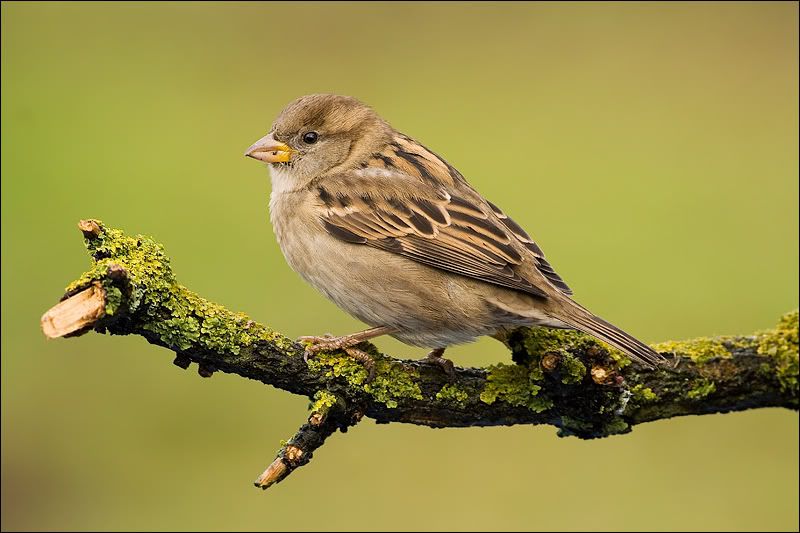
[527,395,555,413]
[104,285,123,316]
[651,337,731,365]
[364,359,424,408]
[519,327,583,356]
[606,347,632,369]
[560,353,587,384]
[306,351,369,386]
[68,225,170,295]
[141,286,265,355]
[516,326,630,369]
[631,384,657,403]
[67,220,292,357]
[480,363,553,413]
[310,390,339,415]
[306,351,423,408]
[757,310,798,395]
[436,384,470,407]
[687,379,716,400]
[255,326,297,353]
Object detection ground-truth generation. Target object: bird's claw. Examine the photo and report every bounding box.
[425,350,456,381]
[299,334,337,362]
[343,347,376,383]
[298,334,346,351]
[298,335,377,382]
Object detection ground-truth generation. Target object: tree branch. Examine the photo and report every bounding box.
[41,220,799,490]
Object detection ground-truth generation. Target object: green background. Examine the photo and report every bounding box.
[2,2,798,531]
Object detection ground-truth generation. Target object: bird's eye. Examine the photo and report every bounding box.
[303,131,319,144]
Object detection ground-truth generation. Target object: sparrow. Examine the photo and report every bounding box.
[245,94,664,378]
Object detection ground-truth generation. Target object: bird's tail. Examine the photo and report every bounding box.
[555,305,665,368]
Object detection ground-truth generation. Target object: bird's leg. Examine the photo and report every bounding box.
[298,326,395,382]
[298,326,394,353]
[425,347,456,380]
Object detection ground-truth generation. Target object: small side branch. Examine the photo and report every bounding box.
[40,220,799,490]
[255,392,361,489]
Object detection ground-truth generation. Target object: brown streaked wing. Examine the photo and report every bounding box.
[374,234,547,298]
[486,200,572,295]
[317,180,549,298]
[386,135,572,297]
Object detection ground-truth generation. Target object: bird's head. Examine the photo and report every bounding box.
[245,94,392,183]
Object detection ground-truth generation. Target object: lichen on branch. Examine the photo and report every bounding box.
[41,219,799,489]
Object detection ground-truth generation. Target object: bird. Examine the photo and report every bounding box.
[245,94,664,379]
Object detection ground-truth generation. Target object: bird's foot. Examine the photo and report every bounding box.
[342,346,376,383]
[299,334,377,382]
[298,333,350,357]
[425,348,456,381]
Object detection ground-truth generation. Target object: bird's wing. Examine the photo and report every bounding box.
[481,198,572,296]
[314,136,572,298]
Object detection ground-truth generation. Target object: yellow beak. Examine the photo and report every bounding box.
[244,133,293,163]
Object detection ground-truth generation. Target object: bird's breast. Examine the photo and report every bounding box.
[269,190,322,275]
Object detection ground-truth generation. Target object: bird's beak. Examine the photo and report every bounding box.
[244,133,293,163]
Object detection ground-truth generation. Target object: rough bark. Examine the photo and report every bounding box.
[41,220,799,489]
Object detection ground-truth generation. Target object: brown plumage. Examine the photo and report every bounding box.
[245,94,665,372]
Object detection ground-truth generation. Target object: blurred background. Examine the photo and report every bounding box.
[2,2,798,531]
